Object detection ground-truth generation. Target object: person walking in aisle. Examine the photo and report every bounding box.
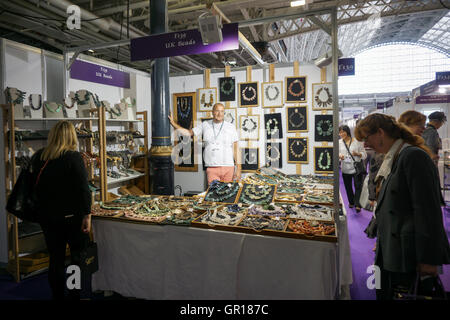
[355,113,450,300]
[169,103,241,184]
[422,111,446,166]
[398,110,426,136]
[339,125,367,213]
[30,120,92,300]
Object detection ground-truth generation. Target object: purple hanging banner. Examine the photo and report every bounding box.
[131,23,239,61]
[70,60,130,88]
[436,71,450,85]
[385,99,394,108]
[338,58,355,76]
[416,95,450,104]
[376,102,385,109]
[420,80,438,96]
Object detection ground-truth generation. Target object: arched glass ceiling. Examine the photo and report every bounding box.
[338,43,450,95]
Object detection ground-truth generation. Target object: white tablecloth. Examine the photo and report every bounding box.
[92,215,352,300]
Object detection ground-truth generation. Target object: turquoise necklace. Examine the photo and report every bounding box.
[44,103,62,113]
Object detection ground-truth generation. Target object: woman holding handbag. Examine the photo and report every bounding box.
[339,125,367,212]
[31,120,91,300]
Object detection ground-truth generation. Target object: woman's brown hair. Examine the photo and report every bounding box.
[355,113,432,157]
[398,110,426,128]
[41,120,79,161]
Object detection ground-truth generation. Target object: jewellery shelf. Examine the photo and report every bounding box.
[107,172,146,186]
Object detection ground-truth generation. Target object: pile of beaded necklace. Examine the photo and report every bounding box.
[316,119,333,136]
[315,87,333,108]
[242,86,257,102]
[264,84,280,101]
[288,204,333,221]
[240,184,273,205]
[220,78,234,95]
[248,204,286,217]
[317,149,331,170]
[289,139,306,158]
[289,109,305,128]
[205,182,239,202]
[288,219,335,236]
[288,79,305,97]
[201,208,243,226]
[29,95,42,110]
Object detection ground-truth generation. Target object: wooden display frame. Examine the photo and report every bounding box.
[264,112,283,140]
[218,77,236,102]
[197,87,218,112]
[261,81,283,108]
[314,114,333,142]
[238,81,259,107]
[312,82,333,110]
[286,106,308,133]
[287,137,309,164]
[314,146,333,174]
[285,76,307,103]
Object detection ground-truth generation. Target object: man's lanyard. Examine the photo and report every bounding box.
[212,121,224,141]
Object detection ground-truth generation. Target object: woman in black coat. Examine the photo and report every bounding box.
[31,120,91,300]
[355,113,450,300]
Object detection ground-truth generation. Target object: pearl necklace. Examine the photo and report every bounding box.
[201,208,243,226]
[242,85,257,102]
[288,78,305,98]
[225,111,235,124]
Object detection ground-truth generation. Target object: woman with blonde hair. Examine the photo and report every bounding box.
[398,110,426,136]
[355,113,450,300]
[30,120,91,300]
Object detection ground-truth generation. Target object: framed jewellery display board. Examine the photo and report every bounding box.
[239,114,260,141]
[238,81,259,107]
[173,92,198,172]
[286,106,308,132]
[264,113,283,140]
[224,108,237,128]
[203,181,242,204]
[312,83,333,110]
[285,76,307,103]
[43,102,64,118]
[218,77,236,102]
[28,94,44,119]
[314,147,333,174]
[314,114,333,142]
[265,142,283,169]
[197,87,217,112]
[241,147,259,172]
[237,183,277,205]
[261,81,283,108]
[287,137,308,164]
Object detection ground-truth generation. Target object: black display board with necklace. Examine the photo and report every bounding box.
[264,112,283,139]
[237,183,276,205]
[312,83,333,110]
[286,106,307,132]
[285,76,307,102]
[265,142,282,169]
[238,82,259,107]
[241,147,259,172]
[287,137,308,163]
[314,114,333,142]
[314,147,333,174]
[219,77,235,101]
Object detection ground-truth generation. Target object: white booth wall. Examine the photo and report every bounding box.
[170,63,332,193]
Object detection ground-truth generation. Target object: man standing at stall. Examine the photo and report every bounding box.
[422,111,446,166]
[169,103,241,184]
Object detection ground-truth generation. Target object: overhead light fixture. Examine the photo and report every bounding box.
[314,48,343,68]
[291,0,306,7]
[88,49,95,53]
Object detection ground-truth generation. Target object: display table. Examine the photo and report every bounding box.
[91,213,352,300]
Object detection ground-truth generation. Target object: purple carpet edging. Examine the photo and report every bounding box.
[341,173,450,300]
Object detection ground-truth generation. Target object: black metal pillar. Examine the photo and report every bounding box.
[149,0,174,195]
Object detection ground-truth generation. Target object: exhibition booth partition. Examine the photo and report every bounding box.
[0,37,352,299]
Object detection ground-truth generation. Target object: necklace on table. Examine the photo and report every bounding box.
[29,95,42,110]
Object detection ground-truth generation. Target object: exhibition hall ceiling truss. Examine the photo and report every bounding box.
[0,0,448,73]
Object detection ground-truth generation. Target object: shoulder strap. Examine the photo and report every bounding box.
[35,160,49,186]
[343,140,356,162]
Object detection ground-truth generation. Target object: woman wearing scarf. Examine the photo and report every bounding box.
[355,113,450,300]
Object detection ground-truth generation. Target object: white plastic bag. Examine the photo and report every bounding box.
[359,174,373,211]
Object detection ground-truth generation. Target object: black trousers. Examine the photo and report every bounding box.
[40,216,89,300]
[342,172,364,207]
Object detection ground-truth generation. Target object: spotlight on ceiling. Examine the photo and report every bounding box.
[291,0,306,7]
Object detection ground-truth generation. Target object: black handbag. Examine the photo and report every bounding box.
[6,159,49,223]
[80,241,99,274]
[343,140,366,175]
[395,274,448,300]
[364,216,377,239]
